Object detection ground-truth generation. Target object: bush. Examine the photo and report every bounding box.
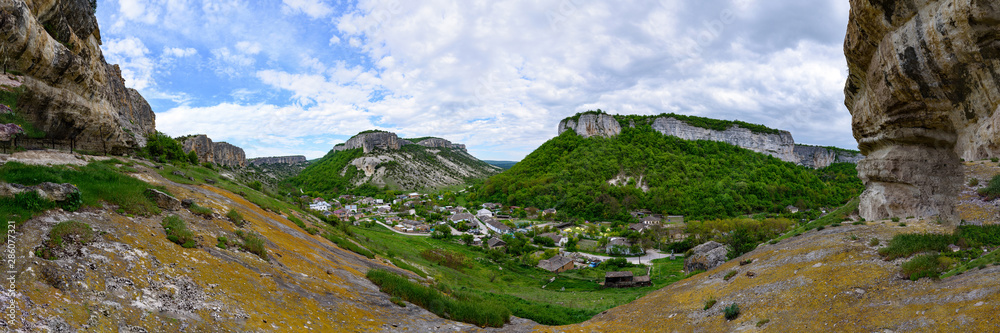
[227,209,244,227]
[723,270,737,281]
[969,178,980,187]
[757,319,770,327]
[869,238,880,246]
[141,132,190,165]
[891,217,900,222]
[597,257,633,270]
[366,269,510,327]
[723,303,740,320]
[216,236,231,249]
[978,175,1000,200]
[704,297,717,310]
[878,233,955,260]
[236,230,267,260]
[37,221,94,259]
[992,158,999,163]
[162,215,196,248]
[421,249,470,271]
[901,254,955,280]
[324,233,374,259]
[955,225,1000,248]
[188,203,214,217]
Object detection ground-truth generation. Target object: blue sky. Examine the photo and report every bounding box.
[97,0,853,161]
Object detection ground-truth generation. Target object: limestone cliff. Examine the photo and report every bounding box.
[181,135,246,168]
[332,131,411,153]
[413,137,467,151]
[793,145,864,169]
[844,0,1000,223]
[0,0,155,154]
[248,155,306,166]
[559,112,859,168]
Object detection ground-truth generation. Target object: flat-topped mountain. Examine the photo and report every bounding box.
[559,111,862,168]
[248,155,307,166]
[180,135,246,168]
[293,130,499,193]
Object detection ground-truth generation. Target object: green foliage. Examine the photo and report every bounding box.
[954,225,1000,248]
[324,233,375,259]
[188,203,213,217]
[226,209,244,227]
[969,178,980,187]
[0,87,45,138]
[723,303,740,320]
[366,269,511,327]
[901,254,956,281]
[878,233,954,260]
[723,270,737,281]
[216,236,231,249]
[38,221,94,260]
[891,217,900,222]
[686,218,794,258]
[478,127,862,221]
[288,215,306,229]
[236,230,268,260]
[162,215,196,248]
[596,258,633,270]
[248,180,263,192]
[757,319,770,327]
[141,132,190,164]
[532,235,556,247]
[704,297,717,310]
[290,148,365,194]
[421,249,470,271]
[978,175,1000,200]
[431,225,452,240]
[390,258,427,278]
[869,238,880,246]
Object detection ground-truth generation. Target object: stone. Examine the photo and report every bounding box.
[181,199,194,208]
[0,123,24,141]
[0,104,11,114]
[0,0,155,154]
[793,145,864,169]
[558,113,622,138]
[413,138,466,151]
[651,117,796,163]
[332,131,412,153]
[171,171,186,177]
[684,241,729,273]
[843,0,1000,223]
[205,178,216,184]
[146,189,181,211]
[0,181,79,201]
[248,156,307,166]
[181,135,247,168]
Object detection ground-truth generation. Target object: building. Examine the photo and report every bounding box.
[543,208,557,215]
[450,213,474,222]
[641,216,662,225]
[606,237,641,255]
[481,217,511,235]
[604,271,651,288]
[477,208,493,217]
[629,223,650,233]
[345,205,358,213]
[538,255,575,273]
[487,237,506,249]
[540,233,567,247]
[309,201,332,211]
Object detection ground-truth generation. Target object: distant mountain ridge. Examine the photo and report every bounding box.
[558,111,862,168]
[483,160,519,170]
[293,131,499,193]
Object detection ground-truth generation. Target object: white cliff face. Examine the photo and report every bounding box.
[651,117,797,163]
[793,145,864,169]
[558,113,622,138]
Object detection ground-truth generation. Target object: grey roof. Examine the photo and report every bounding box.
[606,271,633,278]
[482,217,511,231]
[537,255,574,272]
[540,233,563,243]
[609,238,631,247]
[451,213,474,222]
[487,237,506,248]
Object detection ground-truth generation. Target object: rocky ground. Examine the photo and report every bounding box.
[957,160,1000,225]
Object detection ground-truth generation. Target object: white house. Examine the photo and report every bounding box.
[477,208,493,217]
[309,201,332,211]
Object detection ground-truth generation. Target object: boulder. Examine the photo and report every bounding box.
[684,241,728,273]
[0,123,24,141]
[146,189,181,211]
[844,0,1000,223]
[0,182,79,201]
[181,199,194,208]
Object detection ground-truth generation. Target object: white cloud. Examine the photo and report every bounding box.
[163,47,198,58]
[235,41,263,55]
[210,47,256,77]
[281,0,334,19]
[329,35,341,45]
[102,37,154,90]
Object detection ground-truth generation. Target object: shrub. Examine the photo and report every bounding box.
[227,209,244,227]
[723,270,737,281]
[739,259,753,266]
[597,258,633,270]
[141,132,190,165]
[162,215,196,248]
[969,178,980,187]
[324,233,375,259]
[366,269,510,327]
[853,221,864,225]
[899,223,907,227]
[891,217,900,222]
[901,254,955,280]
[38,221,94,259]
[390,296,406,307]
[704,297,717,310]
[992,158,999,163]
[878,233,955,260]
[955,225,1000,248]
[216,236,230,249]
[869,238,880,246]
[236,230,267,260]
[757,319,770,327]
[421,249,470,271]
[188,203,213,217]
[978,175,1000,200]
[723,303,740,320]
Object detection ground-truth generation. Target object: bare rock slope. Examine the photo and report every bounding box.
[845,0,1000,223]
[0,0,155,153]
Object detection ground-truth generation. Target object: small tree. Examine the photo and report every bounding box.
[461,233,474,246]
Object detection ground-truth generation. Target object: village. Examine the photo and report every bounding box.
[302,191,688,288]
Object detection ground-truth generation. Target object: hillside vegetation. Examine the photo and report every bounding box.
[477,124,862,221]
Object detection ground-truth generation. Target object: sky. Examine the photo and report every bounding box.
[96,0,854,161]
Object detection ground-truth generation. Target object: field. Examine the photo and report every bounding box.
[354,225,689,325]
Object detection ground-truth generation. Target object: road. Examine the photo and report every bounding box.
[568,249,682,265]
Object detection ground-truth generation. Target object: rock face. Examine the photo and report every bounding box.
[0,181,78,201]
[181,135,246,168]
[843,0,1000,223]
[683,241,728,273]
[333,131,412,153]
[248,155,307,166]
[413,138,466,151]
[145,188,180,211]
[793,145,864,169]
[0,0,156,154]
[558,113,622,138]
[651,117,797,162]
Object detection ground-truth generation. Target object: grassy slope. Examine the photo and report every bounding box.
[354,225,688,325]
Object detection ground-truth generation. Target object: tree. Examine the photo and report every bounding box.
[431,225,452,240]
[461,233,474,246]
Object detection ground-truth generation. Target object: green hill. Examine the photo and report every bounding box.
[476,121,862,221]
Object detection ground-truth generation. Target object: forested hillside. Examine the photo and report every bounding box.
[476,124,862,221]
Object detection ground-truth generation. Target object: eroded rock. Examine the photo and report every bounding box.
[0,181,79,201]
[684,241,728,273]
[844,0,1000,223]
[180,135,246,168]
[145,189,181,211]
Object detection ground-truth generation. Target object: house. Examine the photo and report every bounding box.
[537,255,575,273]
[375,199,384,204]
[332,209,349,219]
[543,208,557,215]
[665,215,684,224]
[604,271,651,288]
[606,237,640,255]
[309,201,332,211]
[495,214,513,220]
[487,237,506,249]
[408,192,421,199]
[629,223,650,233]
[407,209,416,216]
[540,233,567,247]
[477,208,493,217]
[345,205,358,213]
[481,217,511,235]
[451,213,474,222]
[641,216,662,225]
[786,205,800,214]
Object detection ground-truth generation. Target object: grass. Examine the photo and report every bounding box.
[878,233,954,260]
[37,221,94,260]
[901,254,956,281]
[188,203,214,217]
[390,258,427,278]
[226,209,244,227]
[216,236,231,249]
[704,297,717,310]
[366,269,511,327]
[757,318,770,327]
[421,249,470,271]
[324,232,375,259]
[723,303,740,320]
[353,224,689,325]
[162,215,196,248]
[978,175,1000,200]
[969,178,980,187]
[723,270,737,281]
[776,198,859,241]
[236,230,268,260]
[883,226,1000,279]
